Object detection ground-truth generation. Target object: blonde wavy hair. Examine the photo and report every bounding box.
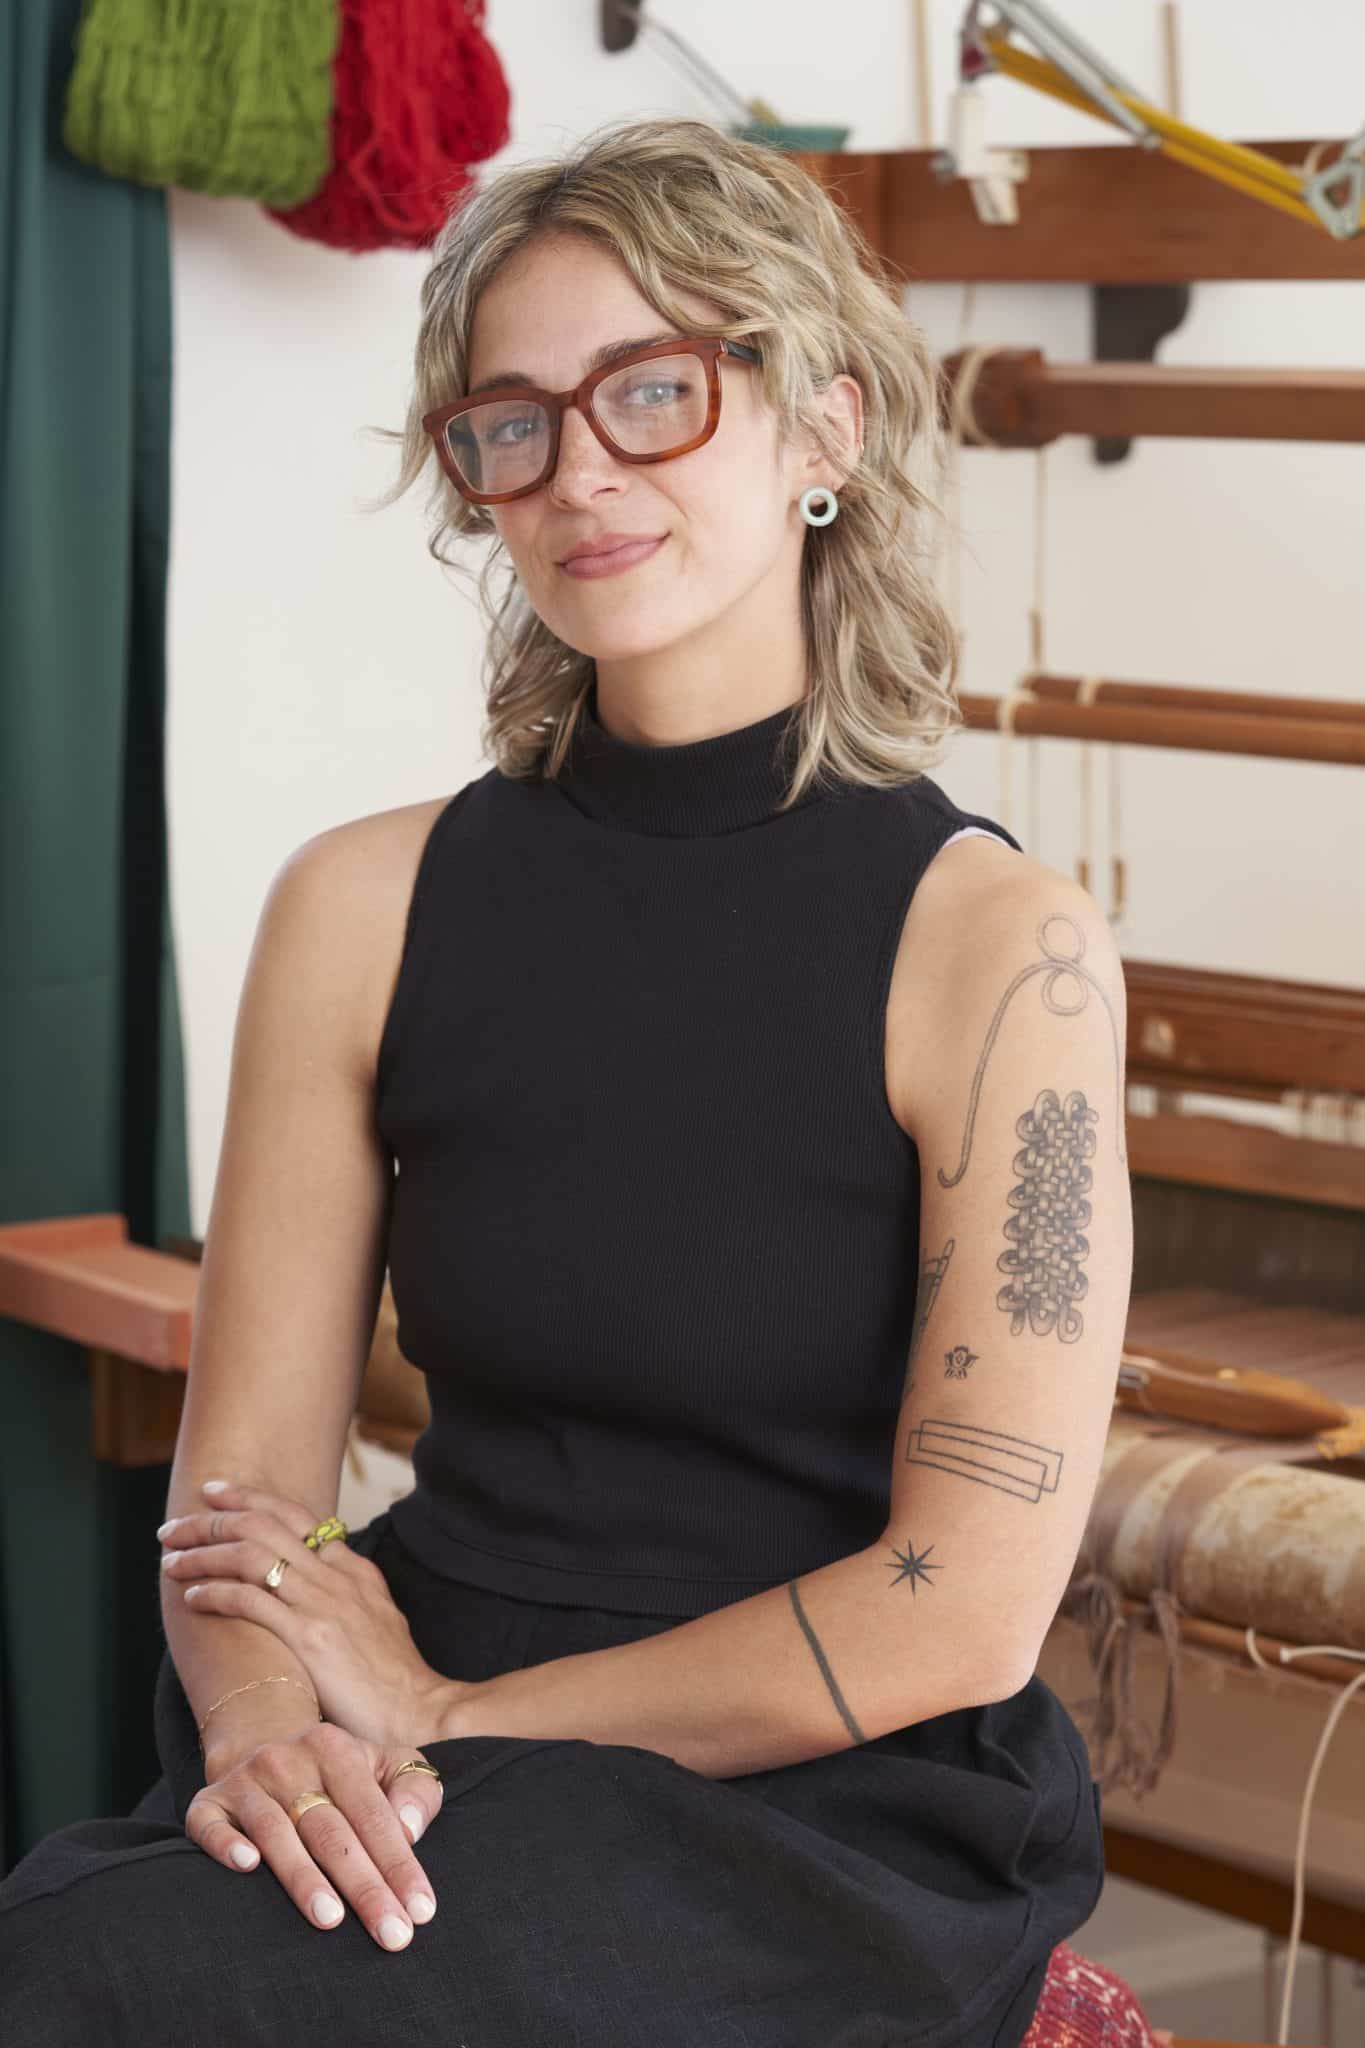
[366,113,964,809]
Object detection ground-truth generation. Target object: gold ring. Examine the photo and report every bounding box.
[287,1790,335,1825]
[264,1555,290,1591]
[388,1758,443,1786]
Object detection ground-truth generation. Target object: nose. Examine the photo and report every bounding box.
[547,400,623,502]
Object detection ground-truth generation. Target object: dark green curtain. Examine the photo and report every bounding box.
[0,0,192,1869]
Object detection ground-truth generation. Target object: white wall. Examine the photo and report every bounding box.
[167,0,1365,1230]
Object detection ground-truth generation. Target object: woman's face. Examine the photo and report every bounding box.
[462,232,859,691]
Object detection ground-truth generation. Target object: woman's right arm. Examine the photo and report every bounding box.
[159,805,455,1948]
[161,814,414,1773]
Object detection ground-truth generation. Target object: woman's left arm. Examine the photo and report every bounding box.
[874,857,1133,1712]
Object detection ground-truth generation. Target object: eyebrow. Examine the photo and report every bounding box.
[466,331,685,398]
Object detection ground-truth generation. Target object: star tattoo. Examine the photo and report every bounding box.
[884,1537,943,1595]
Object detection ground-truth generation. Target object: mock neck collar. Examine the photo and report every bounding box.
[554,680,828,837]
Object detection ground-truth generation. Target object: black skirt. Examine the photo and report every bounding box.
[0,1507,1103,2047]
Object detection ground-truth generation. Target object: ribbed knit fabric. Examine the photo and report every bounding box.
[377,683,1022,1613]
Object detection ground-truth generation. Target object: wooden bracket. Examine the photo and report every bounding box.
[599,0,640,54]
[1091,283,1192,465]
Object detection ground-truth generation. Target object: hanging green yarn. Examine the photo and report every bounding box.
[62,0,340,207]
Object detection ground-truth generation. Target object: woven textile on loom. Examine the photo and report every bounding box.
[1062,1306,1365,1800]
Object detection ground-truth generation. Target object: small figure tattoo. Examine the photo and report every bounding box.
[997,1087,1096,1342]
[905,1416,1063,1505]
[884,1536,942,1595]
[937,912,1125,1190]
[943,1344,977,1380]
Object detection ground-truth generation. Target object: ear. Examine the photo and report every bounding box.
[800,372,864,500]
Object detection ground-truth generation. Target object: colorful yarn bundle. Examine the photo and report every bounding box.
[267,0,511,252]
[62,0,340,207]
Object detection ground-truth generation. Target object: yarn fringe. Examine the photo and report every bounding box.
[1060,1571,1183,1801]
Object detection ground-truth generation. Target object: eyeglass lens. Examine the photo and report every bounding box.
[445,351,711,495]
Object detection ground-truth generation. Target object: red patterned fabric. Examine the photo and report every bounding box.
[1021,1944,1166,2046]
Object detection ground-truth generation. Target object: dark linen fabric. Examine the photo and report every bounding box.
[1,1509,1102,2046]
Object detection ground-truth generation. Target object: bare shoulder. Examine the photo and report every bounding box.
[272,793,455,1091]
[884,832,1124,1139]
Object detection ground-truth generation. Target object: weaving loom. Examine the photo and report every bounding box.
[1035,956,1365,1982]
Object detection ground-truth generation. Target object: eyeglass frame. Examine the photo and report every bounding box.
[421,335,764,505]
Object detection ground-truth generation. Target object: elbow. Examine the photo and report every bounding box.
[980,1632,1044,1704]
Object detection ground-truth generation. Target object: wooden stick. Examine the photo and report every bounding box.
[957,691,1365,767]
[940,349,1365,446]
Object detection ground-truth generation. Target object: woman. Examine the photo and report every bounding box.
[0,114,1131,2044]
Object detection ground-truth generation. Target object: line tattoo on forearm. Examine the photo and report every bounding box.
[788,1579,866,1745]
[905,1416,1063,1504]
[998,1087,1096,1341]
[937,912,1125,1189]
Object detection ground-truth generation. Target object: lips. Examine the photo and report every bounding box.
[558,534,665,564]
[558,534,668,578]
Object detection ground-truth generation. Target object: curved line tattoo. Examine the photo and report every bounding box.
[788,1579,865,1744]
[937,912,1126,1188]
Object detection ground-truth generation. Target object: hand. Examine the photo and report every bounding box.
[188,1721,445,1950]
[159,1480,465,1749]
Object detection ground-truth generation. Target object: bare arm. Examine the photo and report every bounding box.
[163,808,432,1775]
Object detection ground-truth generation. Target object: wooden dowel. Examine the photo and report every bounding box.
[958,691,1365,766]
[1024,673,1365,728]
[1108,1594,1365,1696]
[940,349,1365,446]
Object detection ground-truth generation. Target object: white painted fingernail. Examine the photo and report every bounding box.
[379,1914,412,1950]
[312,1893,343,1926]
[407,1892,435,1923]
[400,1802,423,1841]
[230,1843,258,1869]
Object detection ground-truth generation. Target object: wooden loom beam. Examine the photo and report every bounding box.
[939,349,1365,446]
[1024,676,1365,730]
[957,687,1365,766]
[794,143,1365,284]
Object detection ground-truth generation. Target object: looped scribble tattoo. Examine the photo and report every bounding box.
[997,1087,1096,1342]
[937,911,1126,1189]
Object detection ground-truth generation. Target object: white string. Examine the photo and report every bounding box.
[1240,1627,1365,2043]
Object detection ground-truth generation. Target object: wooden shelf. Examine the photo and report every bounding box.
[795,141,1365,283]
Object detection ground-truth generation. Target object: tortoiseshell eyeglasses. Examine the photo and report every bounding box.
[422,336,763,505]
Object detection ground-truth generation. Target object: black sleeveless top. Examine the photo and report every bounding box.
[376,685,1022,1613]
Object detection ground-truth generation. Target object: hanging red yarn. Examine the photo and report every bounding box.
[266,0,511,253]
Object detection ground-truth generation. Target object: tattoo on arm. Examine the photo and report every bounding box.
[902,1237,955,1403]
[944,1344,977,1379]
[905,1416,1063,1504]
[997,1087,1096,1341]
[937,911,1125,1190]
[787,1580,866,1745]
[884,1536,942,1593]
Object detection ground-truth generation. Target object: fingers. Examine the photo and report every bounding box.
[382,1749,446,1848]
[186,1726,440,1951]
